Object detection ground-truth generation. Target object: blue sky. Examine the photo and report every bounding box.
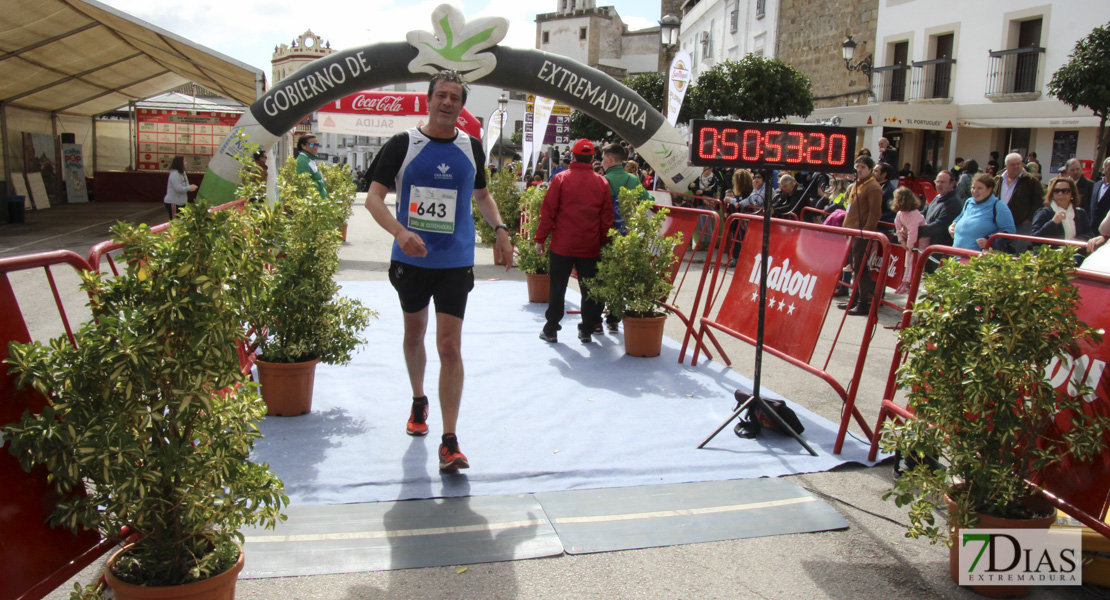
[99,0,662,77]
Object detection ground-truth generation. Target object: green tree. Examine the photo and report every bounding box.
[1048,23,1110,168]
[569,72,695,142]
[686,56,814,122]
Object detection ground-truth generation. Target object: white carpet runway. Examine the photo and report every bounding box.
[250,281,881,505]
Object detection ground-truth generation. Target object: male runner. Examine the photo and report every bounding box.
[364,70,513,471]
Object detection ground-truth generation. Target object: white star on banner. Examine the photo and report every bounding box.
[751,292,758,301]
[777,299,786,311]
[787,302,796,315]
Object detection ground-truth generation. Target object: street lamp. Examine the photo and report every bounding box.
[497,94,508,169]
[659,13,680,48]
[841,35,873,81]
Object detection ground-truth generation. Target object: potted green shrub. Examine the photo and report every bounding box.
[320,162,357,241]
[515,185,550,302]
[880,248,1110,595]
[585,187,682,357]
[476,162,522,265]
[1,203,288,599]
[252,163,376,416]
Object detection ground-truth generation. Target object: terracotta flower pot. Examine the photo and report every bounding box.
[339,223,348,242]
[622,313,666,357]
[105,545,244,600]
[946,495,1057,598]
[525,272,550,303]
[256,357,320,416]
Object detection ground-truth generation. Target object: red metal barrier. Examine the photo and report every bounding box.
[691,213,891,453]
[0,251,114,600]
[654,204,720,363]
[869,241,1110,539]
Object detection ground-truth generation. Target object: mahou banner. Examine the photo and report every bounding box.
[716,222,851,363]
[666,50,692,127]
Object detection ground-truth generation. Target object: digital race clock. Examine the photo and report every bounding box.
[689,120,858,173]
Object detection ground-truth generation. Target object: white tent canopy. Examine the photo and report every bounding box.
[1,0,265,193]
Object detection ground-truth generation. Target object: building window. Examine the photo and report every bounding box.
[986,17,1045,98]
[580,27,587,41]
[701,30,713,59]
[730,9,738,33]
[543,31,549,44]
[756,0,765,19]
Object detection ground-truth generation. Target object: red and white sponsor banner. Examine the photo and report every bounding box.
[1033,274,1110,521]
[717,222,852,363]
[869,244,909,290]
[316,91,481,139]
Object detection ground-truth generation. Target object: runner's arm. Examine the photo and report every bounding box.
[474,186,513,270]
[365,182,427,257]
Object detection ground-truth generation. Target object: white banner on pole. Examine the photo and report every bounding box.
[666,50,692,127]
[486,108,505,164]
[531,96,556,174]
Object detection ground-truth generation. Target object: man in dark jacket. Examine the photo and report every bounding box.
[1066,158,1096,210]
[535,139,614,344]
[994,152,1044,253]
[918,170,961,248]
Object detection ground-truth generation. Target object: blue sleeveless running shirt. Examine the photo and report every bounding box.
[389,127,478,269]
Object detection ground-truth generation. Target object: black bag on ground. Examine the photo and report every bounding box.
[732,391,805,439]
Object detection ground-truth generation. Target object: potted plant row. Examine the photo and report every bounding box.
[2,201,288,600]
[514,185,550,302]
[476,162,522,265]
[586,187,681,357]
[251,161,376,416]
[319,162,357,242]
[881,248,1110,598]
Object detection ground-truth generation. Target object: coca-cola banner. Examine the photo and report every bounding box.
[716,221,852,363]
[868,244,909,291]
[198,4,700,204]
[316,91,481,139]
[318,91,423,115]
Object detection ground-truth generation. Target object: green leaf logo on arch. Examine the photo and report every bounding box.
[407,4,508,81]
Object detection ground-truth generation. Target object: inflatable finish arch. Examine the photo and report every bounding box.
[197,4,700,203]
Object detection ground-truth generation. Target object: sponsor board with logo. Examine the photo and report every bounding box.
[716,223,851,362]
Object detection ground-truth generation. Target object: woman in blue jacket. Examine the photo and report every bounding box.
[949,173,1016,251]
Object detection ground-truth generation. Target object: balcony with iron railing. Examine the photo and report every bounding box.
[985,46,1045,101]
[871,64,912,103]
[908,58,956,102]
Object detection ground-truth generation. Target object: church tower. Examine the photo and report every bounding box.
[271,31,336,164]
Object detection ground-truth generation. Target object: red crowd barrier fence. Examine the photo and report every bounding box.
[690,213,892,453]
[869,241,1110,540]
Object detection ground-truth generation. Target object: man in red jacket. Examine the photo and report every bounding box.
[535,138,614,343]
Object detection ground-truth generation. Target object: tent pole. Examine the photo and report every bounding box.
[1,102,10,199]
[128,101,135,170]
[52,112,62,204]
[91,115,98,175]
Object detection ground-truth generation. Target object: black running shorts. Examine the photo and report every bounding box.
[388,261,475,319]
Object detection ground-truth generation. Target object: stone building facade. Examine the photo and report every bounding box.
[775,0,878,110]
[536,0,663,79]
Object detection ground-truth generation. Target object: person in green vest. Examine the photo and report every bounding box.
[601,142,652,234]
[295,133,328,198]
[595,142,653,334]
